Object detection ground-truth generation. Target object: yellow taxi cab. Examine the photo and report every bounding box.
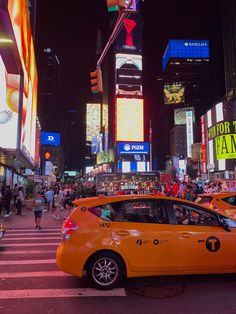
[195,192,236,217]
[56,195,236,290]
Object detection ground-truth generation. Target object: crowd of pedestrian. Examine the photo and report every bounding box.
[0,184,25,218]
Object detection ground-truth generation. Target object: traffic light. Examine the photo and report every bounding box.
[107,0,126,11]
[90,67,103,94]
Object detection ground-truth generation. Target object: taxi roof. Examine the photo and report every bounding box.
[73,195,236,221]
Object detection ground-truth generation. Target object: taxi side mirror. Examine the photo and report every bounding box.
[221,221,231,232]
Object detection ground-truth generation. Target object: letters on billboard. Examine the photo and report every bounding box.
[208,120,236,160]
[41,131,61,146]
[164,83,185,105]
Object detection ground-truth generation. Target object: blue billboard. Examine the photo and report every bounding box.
[118,142,149,155]
[41,131,61,146]
[163,39,210,70]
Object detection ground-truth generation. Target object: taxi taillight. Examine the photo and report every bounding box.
[62,217,78,240]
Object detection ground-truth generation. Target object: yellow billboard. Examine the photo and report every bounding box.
[116,98,143,141]
[86,103,101,141]
[215,134,236,160]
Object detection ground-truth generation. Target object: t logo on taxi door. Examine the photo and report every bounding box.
[206,236,221,252]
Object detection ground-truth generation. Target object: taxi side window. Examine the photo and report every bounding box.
[122,200,168,224]
[173,203,219,226]
[222,196,236,206]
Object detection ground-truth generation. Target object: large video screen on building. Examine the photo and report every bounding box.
[86,103,101,141]
[116,98,144,142]
[41,131,61,146]
[116,13,142,53]
[116,53,142,96]
[0,57,19,149]
[164,83,185,105]
[163,39,209,70]
[174,107,195,125]
[8,0,38,165]
[202,101,236,173]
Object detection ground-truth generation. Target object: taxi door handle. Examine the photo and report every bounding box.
[115,230,130,236]
[178,232,192,239]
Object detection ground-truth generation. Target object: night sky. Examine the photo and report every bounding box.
[35,0,225,170]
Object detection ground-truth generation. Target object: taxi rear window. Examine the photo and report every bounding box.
[195,196,213,205]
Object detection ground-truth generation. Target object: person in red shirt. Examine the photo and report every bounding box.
[172,181,180,198]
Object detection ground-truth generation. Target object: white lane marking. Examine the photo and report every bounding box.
[1,271,72,278]
[0,288,126,299]
[0,243,60,247]
[2,237,60,241]
[6,229,61,232]
[6,233,60,236]
[0,250,56,255]
[0,259,56,265]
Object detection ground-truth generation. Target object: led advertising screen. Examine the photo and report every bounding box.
[186,111,193,158]
[8,0,38,165]
[174,107,195,125]
[203,100,236,172]
[164,82,185,105]
[163,39,209,70]
[41,131,61,146]
[116,53,142,96]
[0,57,20,149]
[86,103,101,141]
[118,142,149,155]
[116,98,144,142]
[116,13,142,53]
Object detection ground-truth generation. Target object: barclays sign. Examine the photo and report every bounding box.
[118,142,149,155]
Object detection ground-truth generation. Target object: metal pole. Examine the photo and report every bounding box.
[97,0,135,67]
[149,120,152,171]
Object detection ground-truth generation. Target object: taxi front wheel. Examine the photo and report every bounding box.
[87,252,125,290]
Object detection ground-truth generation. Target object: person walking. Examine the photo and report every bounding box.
[13,184,18,207]
[32,192,45,230]
[16,187,24,215]
[0,187,3,217]
[45,188,54,213]
[3,185,12,217]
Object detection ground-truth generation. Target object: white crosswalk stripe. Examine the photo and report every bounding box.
[0,227,127,299]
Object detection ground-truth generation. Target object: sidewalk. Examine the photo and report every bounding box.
[0,206,65,230]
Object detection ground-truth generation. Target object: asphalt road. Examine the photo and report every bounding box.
[1,210,236,314]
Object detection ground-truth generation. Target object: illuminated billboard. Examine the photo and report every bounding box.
[41,131,61,146]
[86,103,101,141]
[202,100,236,173]
[174,107,195,125]
[0,57,19,149]
[164,83,185,105]
[8,0,38,165]
[163,39,210,70]
[186,111,193,158]
[118,142,149,155]
[116,98,144,142]
[116,13,142,53]
[116,53,142,96]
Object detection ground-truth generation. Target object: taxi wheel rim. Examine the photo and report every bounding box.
[92,257,119,287]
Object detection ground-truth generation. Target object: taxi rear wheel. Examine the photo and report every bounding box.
[87,252,125,290]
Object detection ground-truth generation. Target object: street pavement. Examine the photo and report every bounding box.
[0,204,63,230]
[1,206,236,313]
